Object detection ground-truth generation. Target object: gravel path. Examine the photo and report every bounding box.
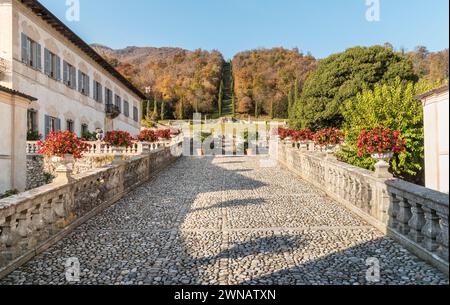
[1,156,448,285]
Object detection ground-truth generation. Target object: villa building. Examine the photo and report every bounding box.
[417,85,449,194]
[0,0,146,138]
[0,0,146,193]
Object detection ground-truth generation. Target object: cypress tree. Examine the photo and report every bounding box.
[160,100,166,121]
[141,100,147,121]
[218,80,223,117]
[153,98,159,121]
[294,79,299,104]
[146,98,152,120]
[231,77,235,117]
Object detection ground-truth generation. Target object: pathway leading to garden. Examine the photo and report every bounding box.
[1,156,448,285]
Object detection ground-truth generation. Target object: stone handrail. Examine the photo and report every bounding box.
[26,140,173,156]
[0,142,182,278]
[276,142,449,275]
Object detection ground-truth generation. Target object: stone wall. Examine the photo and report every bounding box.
[25,155,46,190]
[276,142,449,275]
[0,143,181,278]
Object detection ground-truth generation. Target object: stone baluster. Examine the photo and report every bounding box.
[396,195,412,235]
[17,210,32,251]
[407,200,425,243]
[421,207,440,252]
[387,192,399,229]
[0,217,18,264]
[42,199,57,235]
[436,211,449,261]
[54,195,67,221]
[31,204,46,242]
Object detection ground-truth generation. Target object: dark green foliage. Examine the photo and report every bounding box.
[27,130,42,141]
[290,46,418,129]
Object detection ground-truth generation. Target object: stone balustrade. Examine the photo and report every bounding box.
[27,140,172,157]
[0,142,182,278]
[276,142,449,274]
[26,141,40,155]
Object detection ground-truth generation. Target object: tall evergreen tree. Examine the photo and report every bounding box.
[141,100,147,121]
[153,98,159,121]
[160,100,166,121]
[146,98,152,120]
[218,80,224,117]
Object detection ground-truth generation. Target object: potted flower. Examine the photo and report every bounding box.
[104,130,134,157]
[38,131,90,168]
[278,128,293,144]
[292,128,314,150]
[314,128,344,158]
[155,129,172,146]
[138,129,158,143]
[357,125,406,176]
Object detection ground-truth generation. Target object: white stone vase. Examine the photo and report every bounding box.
[371,152,394,178]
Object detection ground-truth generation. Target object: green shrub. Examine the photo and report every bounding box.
[27,130,42,141]
[338,78,431,184]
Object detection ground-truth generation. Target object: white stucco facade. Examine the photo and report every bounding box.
[0,0,143,139]
[419,86,449,194]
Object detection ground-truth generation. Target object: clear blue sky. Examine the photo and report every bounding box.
[40,0,449,60]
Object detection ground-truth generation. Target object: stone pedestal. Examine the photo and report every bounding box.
[374,160,393,179]
[54,165,74,184]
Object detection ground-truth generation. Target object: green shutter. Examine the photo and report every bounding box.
[44,115,50,139]
[56,118,61,132]
[21,33,27,63]
[36,43,42,70]
[56,56,61,81]
[44,49,50,76]
[63,61,68,84]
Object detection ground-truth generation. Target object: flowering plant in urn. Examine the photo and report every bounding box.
[292,128,314,143]
[357,125,406,160]
[138,129,158,143]
[313,128,344,147]
[38,131,89,159]
[104,131,134,147]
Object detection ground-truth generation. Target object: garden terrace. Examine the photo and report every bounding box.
[0,140,448,284]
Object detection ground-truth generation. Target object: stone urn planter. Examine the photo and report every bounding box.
[52,154,76,184]
[372,152,394,178]
[325,145,337,160]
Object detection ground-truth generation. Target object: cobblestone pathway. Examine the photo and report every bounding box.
[1,157,448,285]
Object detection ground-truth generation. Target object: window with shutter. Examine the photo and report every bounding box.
[44,49,50,76]
[78,70,82,93]
[36,43,42,70]
[21,33,28,63]
[56,56,61,80]
[63,61,68,84]
[44,115,50,139]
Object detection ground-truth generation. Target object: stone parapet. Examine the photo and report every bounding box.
[277,142,449,275]
[0,143,181,279]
